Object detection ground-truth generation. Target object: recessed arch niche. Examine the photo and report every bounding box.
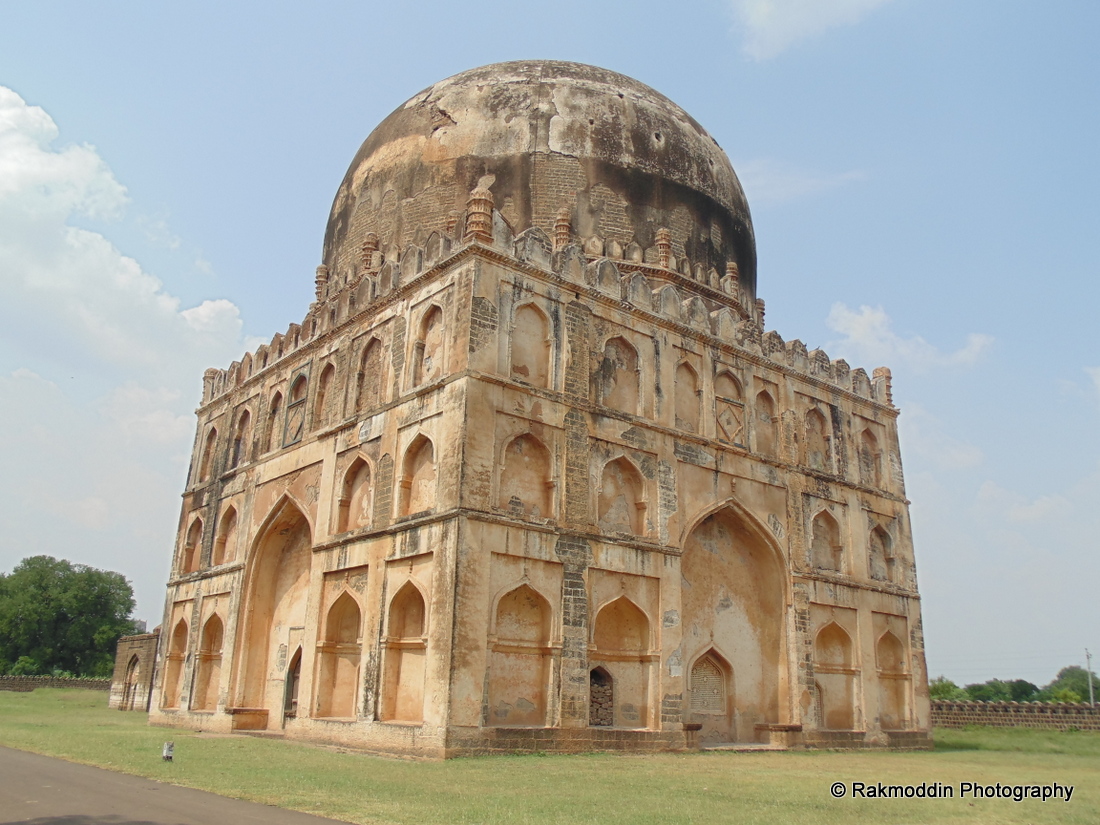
[234,500,313,726]
[487,584,552,726]
[193,613,224,711]
[499,434,553,519]
[381,581,427,722]
[315,592,362,719]
[681,505,786,743]
[161,618,188,709]
[589,597,652,729]
[813,622,856,730]
[510,304,550,388]
[876,631,909,731]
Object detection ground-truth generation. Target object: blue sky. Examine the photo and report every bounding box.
[1,0,1097,688]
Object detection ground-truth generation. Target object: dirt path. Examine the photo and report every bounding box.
[0,745,345,825]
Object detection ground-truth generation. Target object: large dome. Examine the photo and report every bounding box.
[323,60,756,298]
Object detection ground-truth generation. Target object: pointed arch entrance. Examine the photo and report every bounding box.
[681,504,787,744]
[233,499,313,728]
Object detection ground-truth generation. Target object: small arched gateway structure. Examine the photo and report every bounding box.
[150,61,929,755]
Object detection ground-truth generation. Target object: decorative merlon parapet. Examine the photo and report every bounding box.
[197,219,898,409]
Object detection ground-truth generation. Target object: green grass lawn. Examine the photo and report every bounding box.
[1,690,1098,825]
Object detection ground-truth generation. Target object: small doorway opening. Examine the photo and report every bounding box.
[283,648,302,723]
[589,667,614,727]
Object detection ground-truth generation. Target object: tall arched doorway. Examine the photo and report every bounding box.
[234,500,313,728]
[681,505,786,744]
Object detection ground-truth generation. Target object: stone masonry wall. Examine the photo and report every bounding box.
[0,676,111,692]
[932,700,1100,731]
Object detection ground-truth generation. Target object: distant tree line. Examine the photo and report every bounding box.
[930,667,1098,704]
[0,556,138,677]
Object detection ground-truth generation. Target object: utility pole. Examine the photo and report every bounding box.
[1087,649,1095,707]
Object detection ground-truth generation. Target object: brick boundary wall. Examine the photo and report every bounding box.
[0,676,111,693]
[932,700,1100,731]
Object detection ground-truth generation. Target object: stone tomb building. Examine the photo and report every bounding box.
[150,61,930,756]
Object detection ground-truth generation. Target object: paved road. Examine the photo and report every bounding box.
[0,746,344,825]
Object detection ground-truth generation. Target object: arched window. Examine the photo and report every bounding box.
[803,408,830,471]
[755,391,777,456]
[264,392,283,453]
[316,593,362,718]
[511,304,550,388]
[814,623,855,730]
[674,363,700,432]
[181,518,203,574]
[859,428,882,487]
[714,372,744,446]
[488,585,552,726]
[868,526,895,583]
[598,337,640,415]
[413,306,444,386]
[193,614,224,711]
[597,457,646,535]
[689,653,728,721]
[313,363,336,429]
[382,582,427,722]
[198,427,218,483]
[355,338,384,412]
[810,511,843,572]
[591,597,651,729]
[161,618,188,709]
[212,507,237,566]
[499,434,553,518]
[231,410,251,468]
[285,375,308,445]
[336,458,372,533]
[399,436,436,516]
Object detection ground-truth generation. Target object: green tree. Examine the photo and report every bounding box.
[0,556,137,677]
[929,676,967,700]
[964,679,1012,702]
[1007,679,1040,702]
[1038,666,1096,703]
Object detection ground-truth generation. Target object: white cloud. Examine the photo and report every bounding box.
[0,86,253,619]
[1085,366,1100,402]
[976,481,1072,525]
[0,87,127,220]
[898,404,983,472]
[737,159,865,206]
[731,0,895,60]
[137,215,182,251]
[826,303,993,373]
[98,383,193,445]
